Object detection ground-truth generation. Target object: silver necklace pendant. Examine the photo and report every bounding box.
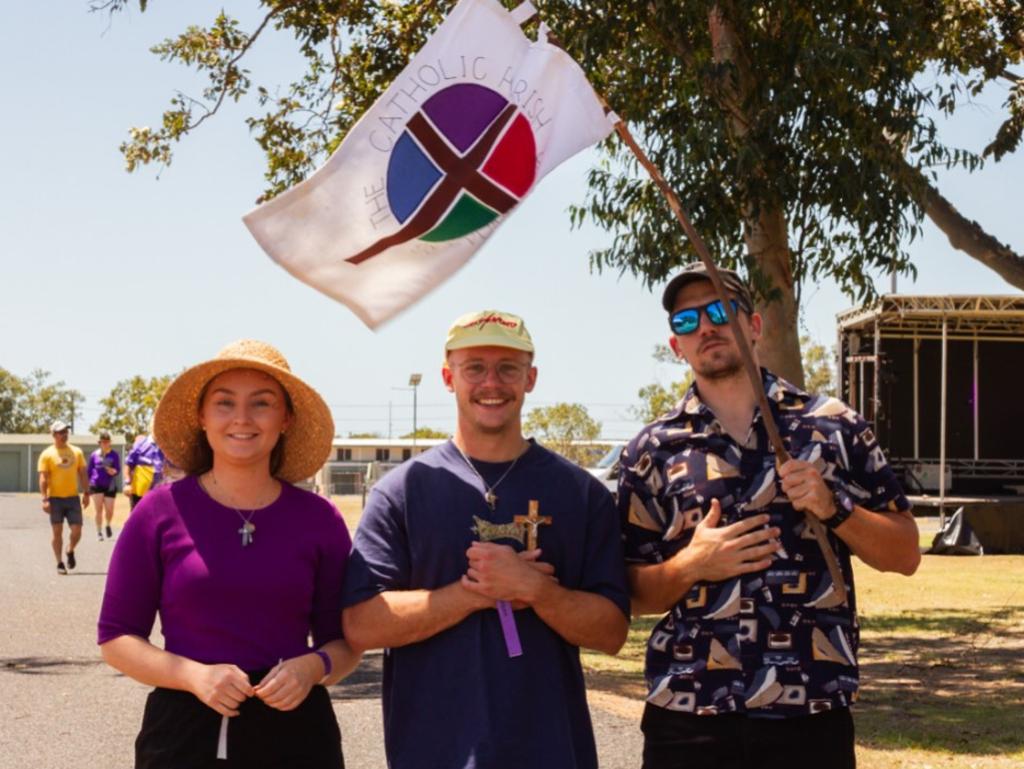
[453,441,524,513]
[239,521,256,547]
[202,474,263,548]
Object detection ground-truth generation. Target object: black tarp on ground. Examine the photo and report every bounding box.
[926,507,984,555]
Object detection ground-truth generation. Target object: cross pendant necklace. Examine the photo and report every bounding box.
[453,441,525,511]
[237,516,256,547]
[202,473,268,548]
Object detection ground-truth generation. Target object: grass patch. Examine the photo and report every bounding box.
[853,556,1024,765]
[581,617,655,700]
[583,556,1024,767]
[330,495,364,535]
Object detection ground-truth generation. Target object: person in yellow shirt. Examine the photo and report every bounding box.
[38,420,90,575]
[123,430,165,510]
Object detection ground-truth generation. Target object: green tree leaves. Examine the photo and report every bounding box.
[800,335,835,397]
[104,1,1023,378]
[631,376,694,425]
[524,402,601,465]
[0,368,30,433]
[400,427,451,439]
[90,374,172,439]
[0,368,84,433]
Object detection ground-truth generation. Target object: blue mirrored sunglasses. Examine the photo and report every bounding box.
[669,299,742,335]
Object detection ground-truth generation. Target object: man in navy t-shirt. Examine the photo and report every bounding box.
[343,310,630,769]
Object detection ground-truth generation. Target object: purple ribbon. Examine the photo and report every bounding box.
[496,600,522,657]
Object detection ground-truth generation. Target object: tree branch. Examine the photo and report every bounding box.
[902,156,1024,289]
[187,10,278,133]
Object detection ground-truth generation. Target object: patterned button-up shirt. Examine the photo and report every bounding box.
[619,370,909,717]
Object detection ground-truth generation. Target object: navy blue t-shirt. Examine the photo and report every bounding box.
[342,440,629,769]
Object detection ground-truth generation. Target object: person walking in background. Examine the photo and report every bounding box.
[38,420,90,575]
[98,340,358,768]
[123,427,165,511]
[88,431,120,540]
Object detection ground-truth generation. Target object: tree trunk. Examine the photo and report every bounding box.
[744,207,805,386]
[708,4,805,386]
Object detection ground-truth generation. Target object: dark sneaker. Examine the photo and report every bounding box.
[66,551,76,570]
[105,525,113,539]
[57,562,67,575]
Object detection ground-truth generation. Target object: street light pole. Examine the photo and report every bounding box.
[408,373,422,450]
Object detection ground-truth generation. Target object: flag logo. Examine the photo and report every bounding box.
[243,0,616,328]
[349,83,537,264]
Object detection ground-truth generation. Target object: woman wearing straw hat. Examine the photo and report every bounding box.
[98,340,358,768]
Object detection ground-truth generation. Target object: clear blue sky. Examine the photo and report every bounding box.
[2,2,1021,440]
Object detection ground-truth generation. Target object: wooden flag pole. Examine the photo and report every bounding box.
[604,113,787,462]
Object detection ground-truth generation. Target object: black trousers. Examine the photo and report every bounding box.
[640,704,855,769]
[136,685,344,769]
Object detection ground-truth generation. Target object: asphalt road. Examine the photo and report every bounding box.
[0,493,642,769]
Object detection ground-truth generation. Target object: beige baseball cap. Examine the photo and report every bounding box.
[444,310,535,354]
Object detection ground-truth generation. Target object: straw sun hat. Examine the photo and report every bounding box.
[153,340,334,483]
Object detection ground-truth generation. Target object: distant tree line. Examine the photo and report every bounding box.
[3,339,837,459]
[0,368,170,439]
[0,368,84,433]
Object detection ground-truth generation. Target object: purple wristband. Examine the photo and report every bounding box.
[496,600,523,658]
[313,649,332,678]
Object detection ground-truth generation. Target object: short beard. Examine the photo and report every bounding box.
[693,349,744,381]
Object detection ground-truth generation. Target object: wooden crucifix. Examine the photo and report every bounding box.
[514,500,552,550]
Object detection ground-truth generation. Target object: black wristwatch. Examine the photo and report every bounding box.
[823,488,855,529]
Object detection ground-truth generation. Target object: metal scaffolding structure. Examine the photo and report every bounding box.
[836,295,1024,340]
[836,295,1024,515]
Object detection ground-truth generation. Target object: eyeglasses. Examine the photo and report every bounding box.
[669,299,742,335]
[453,360,529,384]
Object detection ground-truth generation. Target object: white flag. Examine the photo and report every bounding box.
[243,0,615,328]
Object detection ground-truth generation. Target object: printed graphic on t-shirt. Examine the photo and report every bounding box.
[471,515,526,547]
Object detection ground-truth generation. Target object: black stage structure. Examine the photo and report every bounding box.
[835,295,1024,553]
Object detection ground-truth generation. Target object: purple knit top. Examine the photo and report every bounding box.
[97,475,350,670]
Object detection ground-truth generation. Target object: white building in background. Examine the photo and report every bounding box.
[0,434,616,494]
[323,438,446,494]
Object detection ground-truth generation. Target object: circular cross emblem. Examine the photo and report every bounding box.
[347,83,537,266]
[386,83,537,242]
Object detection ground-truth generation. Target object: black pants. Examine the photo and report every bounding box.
[136,685,344,769]
[640,704,855,769]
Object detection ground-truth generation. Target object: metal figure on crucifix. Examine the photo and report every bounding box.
[515,499,552,550]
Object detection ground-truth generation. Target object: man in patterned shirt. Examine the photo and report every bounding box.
[619,262,920,769]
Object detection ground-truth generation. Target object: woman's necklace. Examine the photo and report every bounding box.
[452,440,527,511]
[202,473,277,547]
